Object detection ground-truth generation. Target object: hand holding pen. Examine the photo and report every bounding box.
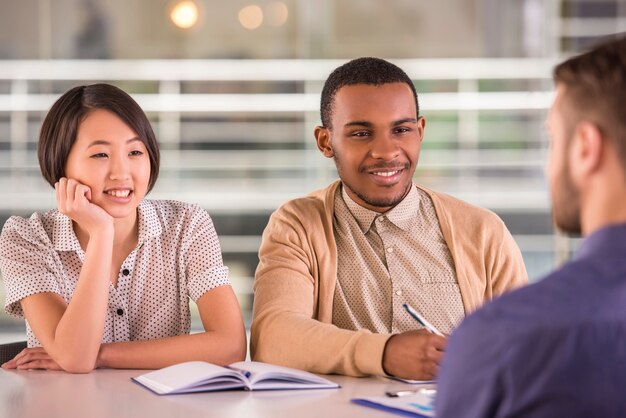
[382,305,447,380]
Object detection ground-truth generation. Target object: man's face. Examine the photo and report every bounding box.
[546,85,582,235]
[317,83,424,213]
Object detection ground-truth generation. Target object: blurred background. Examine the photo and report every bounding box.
[0,0,624,341]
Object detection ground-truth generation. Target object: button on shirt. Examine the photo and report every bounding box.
[332,184,465,335]
[0,200,230,347]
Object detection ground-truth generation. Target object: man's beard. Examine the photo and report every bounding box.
[334,154,412,210]
[552,158,582,235]
[343,179,412,209]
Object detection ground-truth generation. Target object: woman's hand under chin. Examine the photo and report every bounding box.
[55,177,114,237]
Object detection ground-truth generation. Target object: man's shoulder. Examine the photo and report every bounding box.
[418,185,507,236]
[447,279,560,374]
[458,258,602,343]
[442,260,626,418]
[273,181,339,219]
[453,258,626,385]
[419,185,497,218]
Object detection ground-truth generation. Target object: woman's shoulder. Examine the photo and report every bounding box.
[142,199,206,217]
[0,209,59,248]
[140,199,212,230]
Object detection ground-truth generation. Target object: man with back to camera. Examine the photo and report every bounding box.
[250,57,528,380]
[436,36,626,416]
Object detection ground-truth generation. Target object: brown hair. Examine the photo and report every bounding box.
[38,83,160,192]
[553,35,626,165]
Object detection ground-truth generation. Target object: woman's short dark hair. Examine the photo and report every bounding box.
[38,83,160,192]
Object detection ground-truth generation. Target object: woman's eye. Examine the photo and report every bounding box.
[129,150,144,156]
[90,153,108,158]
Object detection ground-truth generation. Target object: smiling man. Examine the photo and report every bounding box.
[250,58,527,379]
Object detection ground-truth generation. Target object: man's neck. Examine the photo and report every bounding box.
[581,176,626,236]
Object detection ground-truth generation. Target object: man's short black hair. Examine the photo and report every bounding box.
[320,57,419,129]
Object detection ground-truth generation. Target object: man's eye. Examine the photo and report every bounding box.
[353,131,371,137]
[395,127,411,134]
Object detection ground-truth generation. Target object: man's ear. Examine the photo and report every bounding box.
[315,126,334,158]
[571,121,604,178]
[417,116,426,144]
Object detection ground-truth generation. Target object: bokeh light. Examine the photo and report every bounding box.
[170,1,199,29]
[239,5,263,30]
[266,2,288,27]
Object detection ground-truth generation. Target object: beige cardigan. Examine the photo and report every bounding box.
[251,181,528,377]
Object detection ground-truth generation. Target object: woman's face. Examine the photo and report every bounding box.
[64,109,151,220]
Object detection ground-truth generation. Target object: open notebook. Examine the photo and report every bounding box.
[133,361,340,395]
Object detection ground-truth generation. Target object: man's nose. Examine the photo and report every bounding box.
[370,133,400,161]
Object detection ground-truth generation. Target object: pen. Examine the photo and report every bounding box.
[386,388,437,398]
[402,303,444,337]
[224,365,251,378]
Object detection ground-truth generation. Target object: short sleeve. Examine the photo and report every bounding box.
[0,217,62,318]
[181,207,230,302]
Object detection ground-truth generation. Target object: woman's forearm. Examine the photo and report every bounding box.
[50,228,114,372]
[97,329,247,369]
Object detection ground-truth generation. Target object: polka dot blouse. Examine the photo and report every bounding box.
[0,200,230,347]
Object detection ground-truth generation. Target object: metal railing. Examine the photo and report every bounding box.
[0,58,567,329]
[0,58,558,211]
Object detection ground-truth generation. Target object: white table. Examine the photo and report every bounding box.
[0,368,434,417]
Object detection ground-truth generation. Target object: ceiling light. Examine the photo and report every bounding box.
[239,5,263,30]
[170,1,199,29]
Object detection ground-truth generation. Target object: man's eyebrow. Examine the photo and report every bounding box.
[87,137,141,148]
[343,121,374,128]
[341,118,419,130]
[393,118,418,125]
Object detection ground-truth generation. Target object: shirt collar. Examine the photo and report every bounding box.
[576,222,626,261]
[341,186,378,233]
[51,200,162,251]
[137,200,162,244]
[341,183,420,233]
[385,184,420,232]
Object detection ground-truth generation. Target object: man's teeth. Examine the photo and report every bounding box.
[373,170,399,177]
[106,190,131,197]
